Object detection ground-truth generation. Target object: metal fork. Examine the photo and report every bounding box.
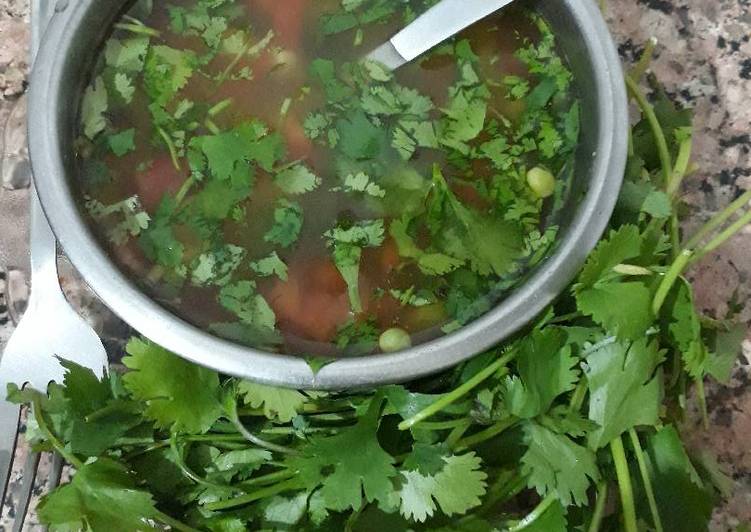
[0,0,109,526]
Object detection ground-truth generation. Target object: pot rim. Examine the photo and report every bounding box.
[28,0,628,389]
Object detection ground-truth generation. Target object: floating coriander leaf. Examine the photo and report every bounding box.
[325,219,385,312]
[250,251,288,281]
[274,164,321,195]
[265,199,303,248]
[219,280,277,333]
[81,76,108,140]
[107,128,136,157]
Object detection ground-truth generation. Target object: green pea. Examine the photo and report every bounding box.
[379,327,412,353]
[527,166,556,198]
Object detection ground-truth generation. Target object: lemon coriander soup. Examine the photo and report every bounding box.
[76,0,580,357]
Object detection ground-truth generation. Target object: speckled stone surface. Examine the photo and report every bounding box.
[604,1,751,530]
[0,0,750,530]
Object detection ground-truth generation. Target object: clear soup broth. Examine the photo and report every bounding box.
[76,0,580,357]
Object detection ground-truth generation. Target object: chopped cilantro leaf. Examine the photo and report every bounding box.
[325,219,384,312]
[81,76,108,140]
[191,244,246,287]
[218,280,278,336]
[144,45,197,106]
[107,128,136,156]
[274,164,321,195]
[250,251,288,281]
[265,199,303,248]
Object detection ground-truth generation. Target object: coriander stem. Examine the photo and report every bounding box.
[240,468,296,488]
[32,396,83,469]
[695,377,709,429]
[204,118,220,135]
[153,510,200,532]
[398,348,517,430]
[668,136,693,198]
[345,504,365,532]
[690,208,751,264]
[203,478,301,511]
[229,414,298,455]
[670,213,681,259]
[445,420,472,449]
[170,438,229,490]
[587,481,608,532]
[216,37,252,86]
[208,98,233,117]
[157,127,181,171]
[454,417,518,451]
[226,396,298,455]
[625,76,672,189]
[549,311,583,324]
[628,428,663,532]
[629,37,657,82]
[568,377,588,413]
[418,418,473,431]
[174,176,195,206]
[479,472,526,515]
[684,188,751,251]
[652,249,692,315]
[507,493,557,531]
[114,22,161,37]
[611,435,638,532]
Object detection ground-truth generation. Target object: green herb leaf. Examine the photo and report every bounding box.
[585,338,664,449]
[398,452,487,522]
[521,422,600,507]
[218,280,277,335]
[502,329,579,419]
[250,251,288,281]
[122,338,222,434]
[38,458,158,532]
[287,397,396,513]
[81,76,108,140]
[265,199,303,248]
[107,128,136,156]
[238,381,306,423]
[274,164,321,195]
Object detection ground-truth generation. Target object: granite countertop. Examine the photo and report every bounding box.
[1,0,750,529]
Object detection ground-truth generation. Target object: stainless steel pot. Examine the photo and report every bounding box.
[28,0,628,389]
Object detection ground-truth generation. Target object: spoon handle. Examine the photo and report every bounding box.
[392,0,515,62]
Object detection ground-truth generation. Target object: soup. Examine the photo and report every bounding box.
[75,0,580,357]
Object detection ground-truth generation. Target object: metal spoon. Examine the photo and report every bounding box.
[366,0,515,70]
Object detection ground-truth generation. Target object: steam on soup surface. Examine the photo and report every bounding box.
[76,0,580,357]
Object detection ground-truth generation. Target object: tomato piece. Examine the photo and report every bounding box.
[134,155,188,212]
[379,237,401,275]
[282,115,313,161]
[264,257,350,343]
[249,0,306,49]
[451,181,490,210]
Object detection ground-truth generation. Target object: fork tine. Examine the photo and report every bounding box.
[10,451,40,532]
[0,401,21,511]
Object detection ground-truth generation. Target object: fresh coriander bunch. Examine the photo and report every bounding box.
[10,35,751,532]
